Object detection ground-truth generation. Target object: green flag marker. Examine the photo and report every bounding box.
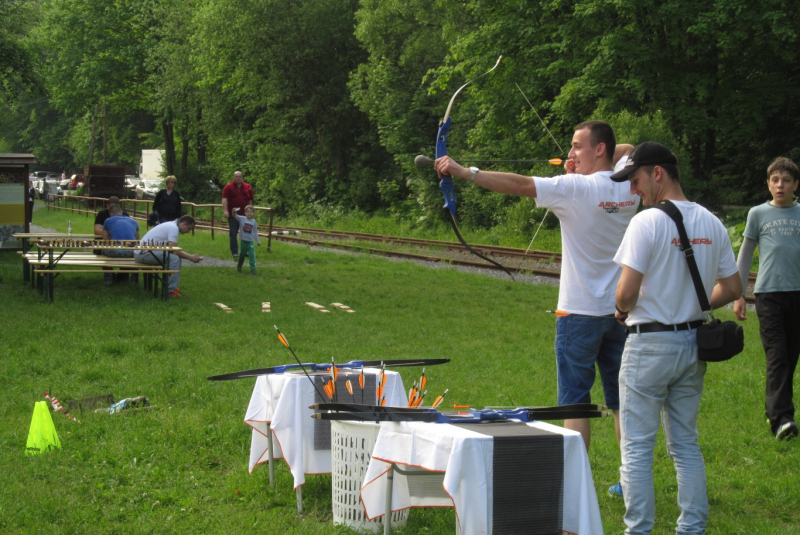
[26,401,61,455]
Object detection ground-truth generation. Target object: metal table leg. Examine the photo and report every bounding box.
[296,486,303,514]
[267,421,275,486]
[384,464,394,535]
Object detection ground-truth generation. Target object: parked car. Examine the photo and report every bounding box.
[124,176,138,198]
[33,179,44,199]
[59,175,71,190]
[69,174,85,190]
[42,178,62,199]
[135,178,164,200]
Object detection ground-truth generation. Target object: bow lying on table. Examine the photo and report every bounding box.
[208,325,450,381]
[207,358,450,381]
[433,56,516,282]
[310,402,611,424]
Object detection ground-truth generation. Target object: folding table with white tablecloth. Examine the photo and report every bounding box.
[244,369,407,489]
[360,420,603,535]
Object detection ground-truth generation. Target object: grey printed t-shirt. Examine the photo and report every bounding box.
[743,201,800,293]
[234,214,262,244]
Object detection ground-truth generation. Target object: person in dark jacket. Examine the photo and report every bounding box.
[153,175,182,223]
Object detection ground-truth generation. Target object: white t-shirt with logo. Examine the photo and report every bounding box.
[534,157,639,316]
[134,221,180,254]
[614,201,738,326]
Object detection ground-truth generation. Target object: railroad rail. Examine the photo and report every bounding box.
[105,212,762,303]
[263,224,759,303]
[270,225,562,262]
[267,232,563,279]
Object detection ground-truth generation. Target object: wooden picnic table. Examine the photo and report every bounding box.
[13,232,95,284]
[27,238,182,302]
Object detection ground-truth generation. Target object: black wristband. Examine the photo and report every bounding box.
[615,305,628,315]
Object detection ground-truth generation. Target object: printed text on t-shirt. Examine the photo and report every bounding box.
[671,237,712,246]
[598,201,636,213]
[760,218,800,236]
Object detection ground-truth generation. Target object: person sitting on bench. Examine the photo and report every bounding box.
[101,204,140,286]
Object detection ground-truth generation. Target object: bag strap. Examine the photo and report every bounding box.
[651,201,714,319]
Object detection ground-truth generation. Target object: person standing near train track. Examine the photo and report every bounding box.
[222,171,254,259]
[435,120,637,495]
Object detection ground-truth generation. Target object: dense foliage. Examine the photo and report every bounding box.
[1,0,799,218]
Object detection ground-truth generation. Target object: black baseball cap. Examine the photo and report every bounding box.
[610,141,678,182]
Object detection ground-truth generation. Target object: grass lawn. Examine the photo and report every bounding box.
[0,207,797,534]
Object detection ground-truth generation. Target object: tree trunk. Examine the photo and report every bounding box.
[162,120,176,175]
[88,104,98,165]
[181,137,189,172]
[196,106,207,165]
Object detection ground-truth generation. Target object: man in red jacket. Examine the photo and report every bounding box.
[221,170,254,258]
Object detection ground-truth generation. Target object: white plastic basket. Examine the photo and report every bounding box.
[331,420,409,533]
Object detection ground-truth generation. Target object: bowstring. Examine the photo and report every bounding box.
[513,82,564,275]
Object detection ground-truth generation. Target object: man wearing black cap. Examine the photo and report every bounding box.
[436,121,637,495]
[612,141,741,534]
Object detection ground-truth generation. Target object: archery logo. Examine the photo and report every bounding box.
[671,237,712,249]
[598,200,636,213]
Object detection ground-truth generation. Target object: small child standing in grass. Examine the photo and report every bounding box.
[234,206,262,274]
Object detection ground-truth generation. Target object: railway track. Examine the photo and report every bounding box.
[194,218,757,302]
[271,225,563,262]
[268,231,563,279]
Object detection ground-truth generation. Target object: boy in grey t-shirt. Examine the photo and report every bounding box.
[735,157,800,440]
[234,206,262,274]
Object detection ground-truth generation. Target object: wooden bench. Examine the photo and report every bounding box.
[12,232,96,284]
[24,241,182,302]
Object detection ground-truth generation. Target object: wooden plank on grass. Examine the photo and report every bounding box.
[331,302,355,313]
[214,303,233,313]
[262,302,271,313]
[305,302,330,313]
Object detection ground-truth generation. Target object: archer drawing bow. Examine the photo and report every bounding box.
[433,57,515,281]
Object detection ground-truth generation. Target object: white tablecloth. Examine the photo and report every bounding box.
[360,421,603,535]
[244,369,407,489]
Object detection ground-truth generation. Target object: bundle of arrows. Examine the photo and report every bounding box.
[405,369,449,408]
[309,402,611,424]
[207,326,451,410]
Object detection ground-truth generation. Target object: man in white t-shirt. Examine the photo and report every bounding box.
[612,142,741,534]
[435,121,637,484]
[134,214,202,297]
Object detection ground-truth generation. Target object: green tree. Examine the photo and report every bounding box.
[0,0,37,103]
[192,0,391,214]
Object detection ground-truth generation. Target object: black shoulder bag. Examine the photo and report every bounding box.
[652,201,744,362]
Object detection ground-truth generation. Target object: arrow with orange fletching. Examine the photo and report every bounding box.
[273,325,327,401]
[431,389,449,409]
[359,365,365,404]
[414,155,568,167]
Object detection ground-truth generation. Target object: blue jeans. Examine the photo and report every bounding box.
[228,217,239,255]
[102,249,136,284]
[555,314,625,409]
[619,330,708,535]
